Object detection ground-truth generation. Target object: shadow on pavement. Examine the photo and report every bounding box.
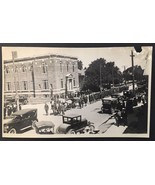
[123,105,147,134]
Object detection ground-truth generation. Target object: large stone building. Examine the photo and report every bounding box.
[4,54,79,101]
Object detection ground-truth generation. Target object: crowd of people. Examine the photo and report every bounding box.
[4,103,22,119]
[44,92,102,116]
[4,87,148,129]
[112,90,148,127]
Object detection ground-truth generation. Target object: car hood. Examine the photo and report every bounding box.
[4,119,18,126]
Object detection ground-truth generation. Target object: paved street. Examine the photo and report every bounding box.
[3,100,127,137]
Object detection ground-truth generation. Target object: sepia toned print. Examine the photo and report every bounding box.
[2,46,152,138]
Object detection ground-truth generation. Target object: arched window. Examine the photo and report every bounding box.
[73,64,75,72]
[67,62,69,72]
[73,78,76,86]
[5,66,9,73]
[22,65,26,72]
[15,65,18,72]
[60,62,63,72]
[42,63,47,73]
[29,64,33,71]
[61,79,63,88]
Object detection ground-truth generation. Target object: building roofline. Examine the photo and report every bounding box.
[4,54,78,64]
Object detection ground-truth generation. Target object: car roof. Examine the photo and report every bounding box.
[63,114,81,118]
[111,93,120,96]
[103,97,117,101]
[112,92,123,95]
[13,109,37,116]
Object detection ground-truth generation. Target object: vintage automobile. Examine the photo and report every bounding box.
[3,109,38,134]
[56,114,95,134]
[123,90,134,99]
[32,121,55,134]
[4,96,28,105]
[101,97,118,114]
[111,92,123,99]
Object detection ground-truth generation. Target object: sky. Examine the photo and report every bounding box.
[2,46,152,74]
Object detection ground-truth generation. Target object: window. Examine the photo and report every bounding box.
[73,65,75,72]
[73,78,76,86]
[22,65,26,72]
[15,66,18,72]
[60,62,63,72]
[43,80,49,89]
[23,113,31,119]
[14,82,20,90]
[30,65,33,71]
[39,84,41,89]
[7,82,11,91]
[5,67,9,73]
[67,63,69,72]
[61,79,63,88]
[42,63,47,73]
[23,81,28,90]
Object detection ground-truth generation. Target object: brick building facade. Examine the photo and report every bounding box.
[4,54,79,100]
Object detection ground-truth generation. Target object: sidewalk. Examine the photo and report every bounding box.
[103,124,127,136]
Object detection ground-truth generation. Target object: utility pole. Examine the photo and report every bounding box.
[100,63,102,93]
[31,61,36,98]
[112,68,114,87]
[130,50,135,94]
[65,76,68,99]
[124,66,126,85]
[12,51,19,111]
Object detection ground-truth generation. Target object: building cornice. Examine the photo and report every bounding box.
[4,54,78,64]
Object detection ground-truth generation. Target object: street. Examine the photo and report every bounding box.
[3,47,150,138]
[3,100,127,137]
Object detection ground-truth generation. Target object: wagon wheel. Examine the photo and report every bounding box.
[67,129,76,134]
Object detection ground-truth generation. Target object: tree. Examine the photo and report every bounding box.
[123,65,144,81]
[78,60,83,70]
[82,58,122,92]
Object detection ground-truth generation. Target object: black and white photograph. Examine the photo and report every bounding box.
[2,46,152,138]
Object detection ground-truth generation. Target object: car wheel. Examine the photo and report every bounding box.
[8,128,17,134]
[56,127,60,134]
[89,125,95,133]
[67,129,76,134]
[32,120,37,128]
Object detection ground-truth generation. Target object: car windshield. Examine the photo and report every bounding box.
[73,117,80,121]
[103,100,111,104]
[12,115,22,121]
[64,116,81,123]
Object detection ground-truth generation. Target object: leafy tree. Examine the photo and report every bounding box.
[82,58,122,92]
[123,65,144,81]
[77,60,83,70]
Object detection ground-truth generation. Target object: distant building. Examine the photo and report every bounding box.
[4,54,79,100]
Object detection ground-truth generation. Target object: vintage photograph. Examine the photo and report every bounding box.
[2,46,152,138]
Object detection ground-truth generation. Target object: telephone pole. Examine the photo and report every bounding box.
[123,66,126,85]
[130,50,135,94]
[112,68,114,87]
[100,63,102,93]
[12,51,19,111]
